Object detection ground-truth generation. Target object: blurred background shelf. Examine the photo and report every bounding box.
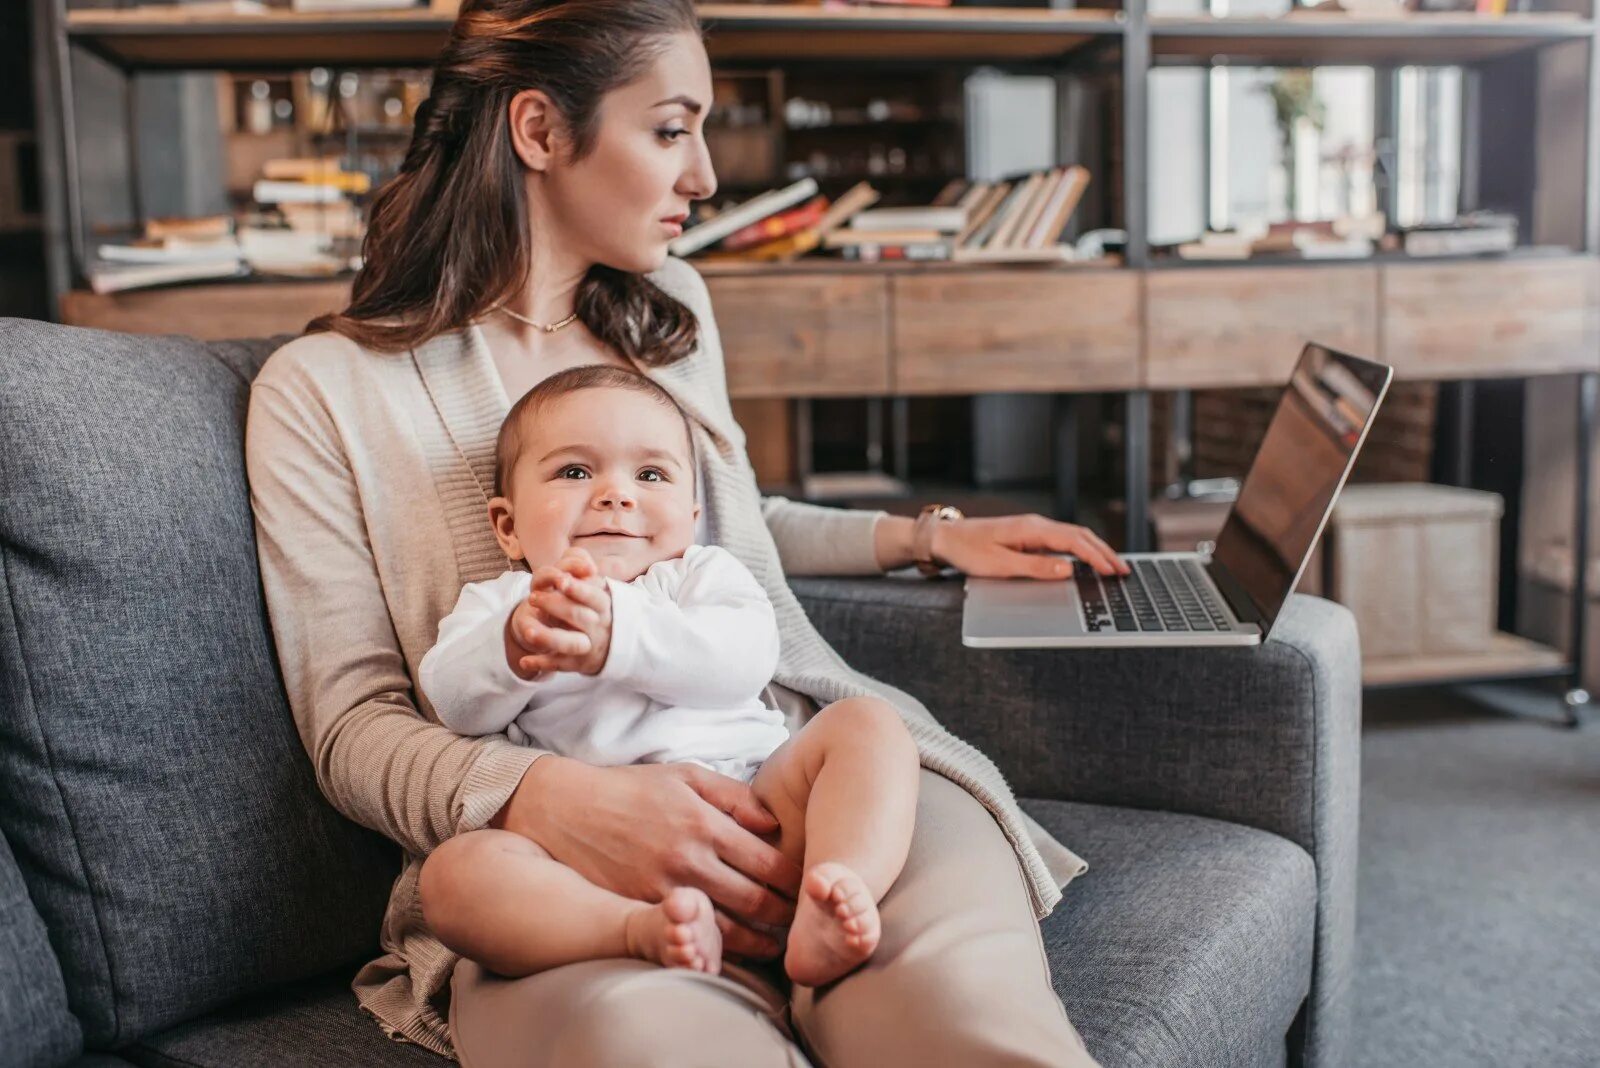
[1364,631,1569,688]
[65,4,1127,71]
[1150,12,1594,65]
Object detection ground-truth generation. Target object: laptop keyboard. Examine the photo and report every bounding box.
[1074,559,1234,634]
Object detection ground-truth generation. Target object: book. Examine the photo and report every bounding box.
[823,227,946,249]
[957,181,1011,246]
[720,196,828,252]
[291,0,422,10]
[155,0,268,14]
[843,241,953,263]
[262,157,343,181]
[1008,167,1064,250]
[1402,213,1517,257]
[253,180,348,205]
[85,259,249,295]
[931,178,970,207]
[1026,165,1090,249]
[964,181,1026,249]
[278,200,364,239]
[950,244,1075,264]
[848,204,968,234]
[96,238,242,265]
[144,215,233,241]
[987,171,1044,249]
[670,177,820,257]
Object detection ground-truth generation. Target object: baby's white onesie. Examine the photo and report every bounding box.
[419,544,789,783]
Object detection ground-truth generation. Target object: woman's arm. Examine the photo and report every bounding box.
[247,376,545,857]
[758,495,892,576]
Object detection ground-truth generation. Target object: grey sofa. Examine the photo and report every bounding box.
[0,318,1361,1068]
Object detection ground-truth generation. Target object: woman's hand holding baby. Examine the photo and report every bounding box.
[505,548,614,679]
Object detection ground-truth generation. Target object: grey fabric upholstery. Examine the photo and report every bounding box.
[0,830,82,1068]
[125,971,444,1068]
[0,321,398,1050]
[120,800,1314,1068]
[1027,800,1316,1068]
[793,575,1361,1068]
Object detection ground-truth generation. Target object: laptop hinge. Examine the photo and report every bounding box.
[1204,559,1265,626]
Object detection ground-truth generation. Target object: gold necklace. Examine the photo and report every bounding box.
[497,304,580,333]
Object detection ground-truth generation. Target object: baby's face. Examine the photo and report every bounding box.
[494,386,699,582]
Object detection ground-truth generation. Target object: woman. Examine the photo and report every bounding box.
[246,2,1125,1064]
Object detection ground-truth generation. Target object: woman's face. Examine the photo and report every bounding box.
[539,30,718,274]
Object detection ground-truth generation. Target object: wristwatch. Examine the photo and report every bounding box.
[913,503,964,577]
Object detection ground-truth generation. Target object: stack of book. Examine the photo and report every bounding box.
[1167,214,1386,262]
[671,178,886,263]
[87,216,248,295]
[1400,212,1517,258]
[826,166,1091,263]
[672,167,1094,266]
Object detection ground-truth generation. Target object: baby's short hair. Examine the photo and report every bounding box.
[494,365,695,498]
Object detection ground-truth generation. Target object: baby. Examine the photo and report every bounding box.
[419,364,921,987]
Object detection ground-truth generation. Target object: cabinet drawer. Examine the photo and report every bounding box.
[1145,265,1379,389]
[704,273,891,398]
[890,269,1140,394]
[1381,258,1600,379]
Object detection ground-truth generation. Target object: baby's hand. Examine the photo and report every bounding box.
[516,549,614,678]
[505,585,592,681]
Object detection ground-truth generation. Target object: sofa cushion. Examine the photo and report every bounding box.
[127,971,444,1068]
[0,829,81,1068]
[125,801,1314,1068]
[1027,799,1317,1068]
[0,321,399,1049]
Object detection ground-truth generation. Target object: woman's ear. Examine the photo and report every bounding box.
[507,88,565,173]
[488,497,524,561]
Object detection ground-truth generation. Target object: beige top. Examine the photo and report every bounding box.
[244,255,1087,1059]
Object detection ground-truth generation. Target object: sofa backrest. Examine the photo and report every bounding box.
[0,828,81,1068]
[0,320,399,1049]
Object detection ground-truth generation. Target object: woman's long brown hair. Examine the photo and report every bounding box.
[307,0,703,364]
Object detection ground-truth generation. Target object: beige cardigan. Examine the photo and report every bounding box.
[245,255,1087,1058]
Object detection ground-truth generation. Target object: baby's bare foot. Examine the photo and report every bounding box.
[784,861,880,987]
[624,887,722,974]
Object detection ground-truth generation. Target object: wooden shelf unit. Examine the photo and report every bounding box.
[1363,631,1570,688]
[1150,12,1594,65]
[64,4,1126,71]
[59,252,1600,396]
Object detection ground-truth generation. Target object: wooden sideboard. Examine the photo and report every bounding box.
[57,254,1600,392]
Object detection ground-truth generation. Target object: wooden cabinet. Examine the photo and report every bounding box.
[1380,257,1600,379]
[705,273,891,399]
[1144,265,1380,389]
[59,280,351,342]
[890,268,1140,394]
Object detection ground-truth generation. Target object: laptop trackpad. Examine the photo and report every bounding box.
[963,577,1081,643]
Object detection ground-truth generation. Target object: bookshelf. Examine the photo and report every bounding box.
[31,0,1600,719]
[1150,12,1592,64]
[63,5,1125,69]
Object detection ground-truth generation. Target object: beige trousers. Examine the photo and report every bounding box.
[448,770,1101,1068]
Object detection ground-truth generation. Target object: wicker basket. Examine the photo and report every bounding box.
[1326,483,1503,659]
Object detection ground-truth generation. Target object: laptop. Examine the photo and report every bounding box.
[962,342,1394,648]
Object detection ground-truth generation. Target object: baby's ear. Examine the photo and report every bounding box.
[487,496,523,561]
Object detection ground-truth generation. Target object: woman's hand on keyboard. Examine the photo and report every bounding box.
[933,513,1130,579]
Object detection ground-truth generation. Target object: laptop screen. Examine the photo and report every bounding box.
[1211,343,1393,637]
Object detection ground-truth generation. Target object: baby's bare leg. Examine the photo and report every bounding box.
[750,696,921,986]
[419,828,720,977]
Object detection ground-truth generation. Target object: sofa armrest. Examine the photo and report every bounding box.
[791,574,1361,1068]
